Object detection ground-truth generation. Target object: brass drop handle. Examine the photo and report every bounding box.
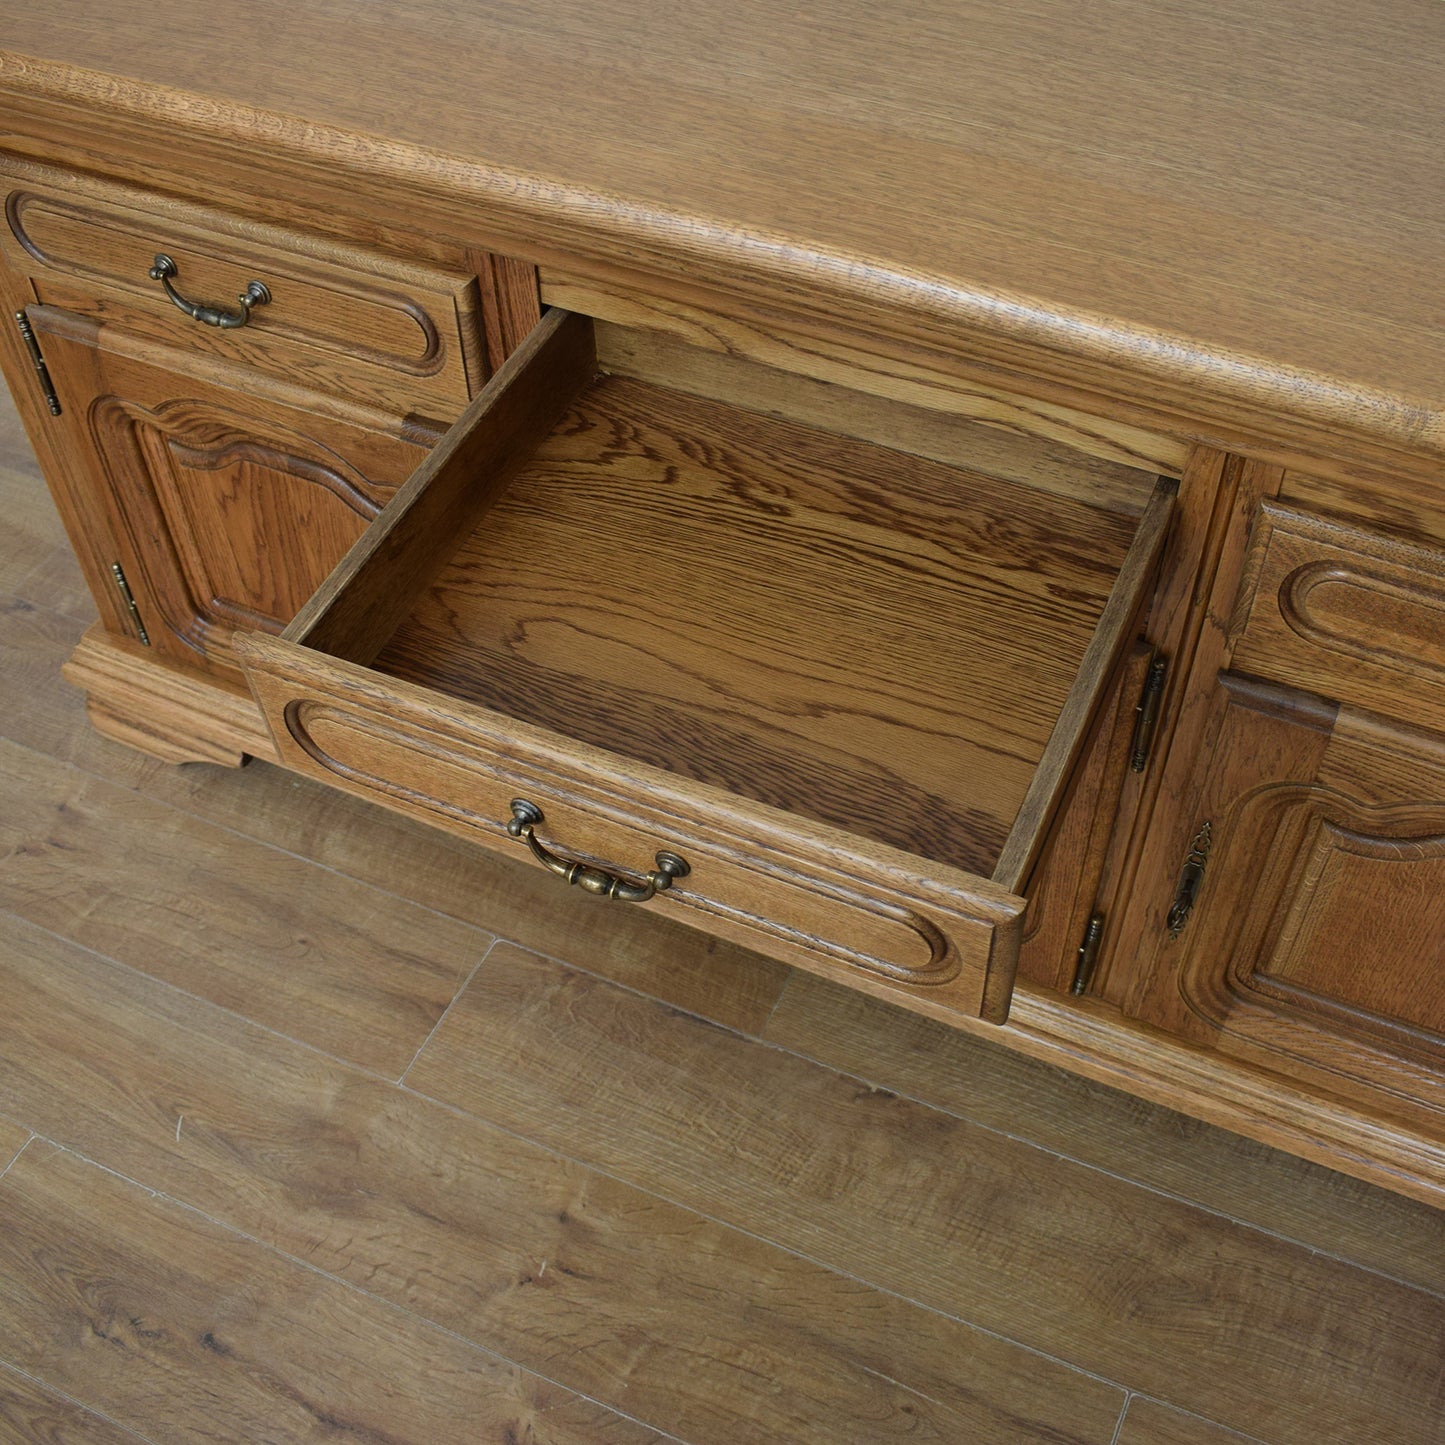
[506,799,689,903]
[148,254,272,329]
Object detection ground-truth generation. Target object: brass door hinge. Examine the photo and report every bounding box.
[14,309,61,416]
[1070,911,1105,995]
[1167,821,1213,938]
[110,562,151,646]
[1130,654,1168,771]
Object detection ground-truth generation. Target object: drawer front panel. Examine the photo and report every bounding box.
[239,634,1024,1023]
[1232,503,1445,733]
[3,177,484,417]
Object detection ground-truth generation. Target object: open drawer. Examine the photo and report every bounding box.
[236,309,1173,1024]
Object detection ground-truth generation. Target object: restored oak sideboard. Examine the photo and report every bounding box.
[2,0,1442,1205]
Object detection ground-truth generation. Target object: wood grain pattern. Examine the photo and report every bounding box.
[30,304,428,681]
[15,537,92,623]
[286,307,597,665]
[0,1143,663,1445]
[1,0,1441,477]
[1017,639,1155,991]
[0,733,488,1076]
[1094,449,1285,1007]
[1,158,486,415]
[1126,675,1445,1124]
[0,917,1126,1444]
[0,1121,28,1175]
[765,970,1445,1298]
[405,944,1445,1445]
[473,248,544,378]
[1282,464,1445,555]
[0,1365,146,1444]
[993,479,1173,890]
[242,634,1024,1023]
[1004,985,1445,1210]
[377,368,1139,870]
[0,592,793,1034]
[1115,1399,1261,1445]
[1231,502,1445,734]
[580,293,1181,486]
[63,624,273,767]
[7,380,1445,1439]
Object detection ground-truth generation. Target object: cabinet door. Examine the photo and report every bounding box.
[1125,672,1445,1120]
[31,306,432,683]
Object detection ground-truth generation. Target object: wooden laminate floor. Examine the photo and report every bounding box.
[1,388,1443,1444]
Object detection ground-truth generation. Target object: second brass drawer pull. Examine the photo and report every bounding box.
[148,253,272,329]
[506,799,690,902]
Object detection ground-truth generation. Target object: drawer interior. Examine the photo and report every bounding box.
[283,309,1166,887]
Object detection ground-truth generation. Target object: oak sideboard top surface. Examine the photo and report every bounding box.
[1,0,1441,478]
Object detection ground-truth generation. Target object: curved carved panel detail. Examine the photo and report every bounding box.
[1279,559,1445,676]
[1181,781,1445,1052]
[162,435,384,521]
[87,394,389,665]
[6,188,449,375]
[283,696,962,987]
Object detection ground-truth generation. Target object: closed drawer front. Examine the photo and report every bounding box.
[2,163,485,418]
[238,309,1172,1025]
[1232,502,1445,734]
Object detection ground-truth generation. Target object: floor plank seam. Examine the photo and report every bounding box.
[397,936,501,1085]
[8,900,1443,1435]
[749,1029,1445,1305]
[1122,1394,1274,1445]
[0,909,420,1092]
[0,723,505,955]
[485,931,781,1042]
[391,1078,1138,1402]
[5,901,1433,1410]
[1108,1392,1132,1445]
[11,1137,694,1445]
[0,1357,161,1444]
[0,1133,33,1181]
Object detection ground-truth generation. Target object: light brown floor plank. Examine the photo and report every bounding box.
[1116,1398,1265,1445]
[0,437,70,601]
[405,944,1445,1445]
[765,972,1445,1297]
[0,913,1126,1445]
[0,1143,664,1445]
[0,1363,152,1443]
[0,594,790,1037]
[0,734,489,1077]
[0,413,94,620]
[15,541,95,623]
[0,1129,31,1185]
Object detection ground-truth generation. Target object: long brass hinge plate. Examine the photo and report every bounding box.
[14,309,61,416]
[1130,653,1168,771]
[110,562,151,646]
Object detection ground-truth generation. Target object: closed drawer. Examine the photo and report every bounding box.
[237,310,1173,1024]
[1232,502,1445,734]
[1,162,485,418]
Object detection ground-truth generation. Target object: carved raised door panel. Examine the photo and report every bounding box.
[30,307,431,682]
[1127,673,1445,1119]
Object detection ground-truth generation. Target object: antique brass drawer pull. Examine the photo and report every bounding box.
[148,253,272,329]
[1167,820,1213,939]
[506,799,690,902]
